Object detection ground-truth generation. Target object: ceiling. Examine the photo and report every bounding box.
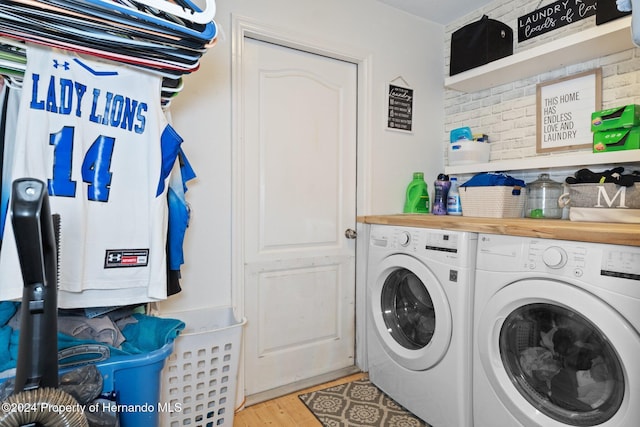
[376,0,495,25]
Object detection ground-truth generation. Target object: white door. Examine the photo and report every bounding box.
[242,37,358,397]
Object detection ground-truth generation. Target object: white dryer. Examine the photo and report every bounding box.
[366,224,477,427]
[473,233,640,427]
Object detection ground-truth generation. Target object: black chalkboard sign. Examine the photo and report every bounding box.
[387,84,413,132]
[518,0,597,42]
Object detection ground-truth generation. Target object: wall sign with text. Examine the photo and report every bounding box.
[387,84,413,132]
[536,69,602,153]
[518,0,597,42]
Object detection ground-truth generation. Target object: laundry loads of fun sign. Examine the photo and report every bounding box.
[536,69,602,153]
[518,0,597,42]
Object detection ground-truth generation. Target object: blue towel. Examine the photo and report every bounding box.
[0,327,14,372]
[120,314,185,354]
[461,172,525,188]
[0,302,19,372]
[0,311,185,374]
[0,302,18,325]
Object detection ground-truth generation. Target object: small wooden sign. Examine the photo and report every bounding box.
[518,0,597,42]
[536,69,602,153]
[387,84,413,132]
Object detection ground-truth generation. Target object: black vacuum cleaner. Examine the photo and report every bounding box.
[0,178,88,427]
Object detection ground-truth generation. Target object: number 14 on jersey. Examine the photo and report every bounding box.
[48,126,115,203]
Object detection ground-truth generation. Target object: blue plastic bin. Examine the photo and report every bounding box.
[0,342,173,427]
[94,342,174,427]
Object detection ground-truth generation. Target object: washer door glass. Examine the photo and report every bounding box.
[380,267,435,350]
[500,303,624,426]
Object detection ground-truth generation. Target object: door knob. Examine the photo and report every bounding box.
[344,228,357,239]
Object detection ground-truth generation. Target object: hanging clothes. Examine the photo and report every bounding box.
[0,0,220,106]
[0,0,214,304]
[0,78,21,243]
[166,148,196,296]
[0,44,184,307]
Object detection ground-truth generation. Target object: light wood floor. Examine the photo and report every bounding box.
[233,372,367,426]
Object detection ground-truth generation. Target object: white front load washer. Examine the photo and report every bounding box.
[473,233,640,427]
[366,224,477,427]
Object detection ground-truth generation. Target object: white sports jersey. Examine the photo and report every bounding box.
[0,79,21,241]
[0,44,183,308]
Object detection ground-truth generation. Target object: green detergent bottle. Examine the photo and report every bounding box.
[403,172,430,213]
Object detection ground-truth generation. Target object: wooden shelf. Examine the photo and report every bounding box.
[444,149,640,175]
[445,16,635,93]
[361,214,640,247]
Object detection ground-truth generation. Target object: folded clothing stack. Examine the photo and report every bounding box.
[0,0,218,77]
[0,302,185,375]
[565,167,640,187]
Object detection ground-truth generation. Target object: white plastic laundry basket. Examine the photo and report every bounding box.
[160,307,246,427]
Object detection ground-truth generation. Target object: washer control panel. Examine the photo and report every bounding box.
[526,240,640,281]
[370,226,459,252]
[389,228,460,253]
[478,234,640,282]
[601,248,640,281]
[369,225,477,268]
[527,241,586,276]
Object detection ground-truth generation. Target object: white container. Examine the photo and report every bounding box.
[161,307,246,427]
[447,177,463,215]
[448,139,491,166]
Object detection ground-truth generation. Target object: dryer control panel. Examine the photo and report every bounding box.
[369,225,478,269]
[371,227,459,253]
[478,234,640,283]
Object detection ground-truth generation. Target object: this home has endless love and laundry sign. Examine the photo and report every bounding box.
[536,69,601,153]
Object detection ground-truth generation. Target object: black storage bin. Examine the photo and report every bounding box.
[596,0,631,25]
[450,15,513,76]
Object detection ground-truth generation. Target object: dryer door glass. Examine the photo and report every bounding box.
[380,268,435,350]
[499,303,624,426]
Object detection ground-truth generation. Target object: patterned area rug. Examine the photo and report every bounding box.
[299,377,430,427]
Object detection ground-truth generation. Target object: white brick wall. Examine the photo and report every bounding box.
[443,0,640,167]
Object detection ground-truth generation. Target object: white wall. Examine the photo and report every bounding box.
[157,0,445,313]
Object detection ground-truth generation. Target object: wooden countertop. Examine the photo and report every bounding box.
[359,214,640,247]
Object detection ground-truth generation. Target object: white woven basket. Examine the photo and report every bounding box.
[459,186,525,218]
